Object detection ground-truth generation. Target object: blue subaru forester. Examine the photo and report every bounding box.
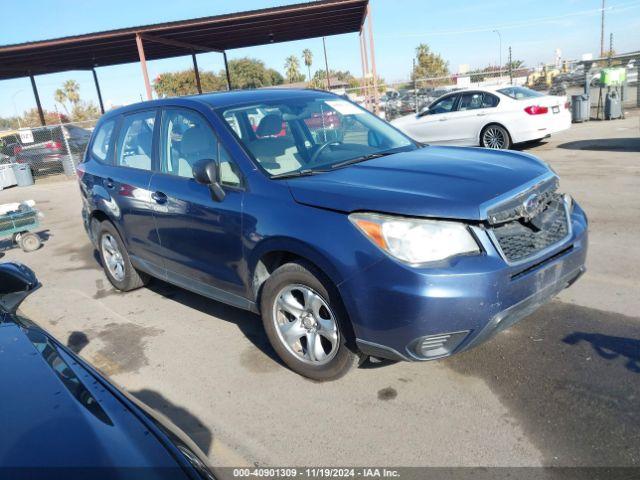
[78,89,587,380]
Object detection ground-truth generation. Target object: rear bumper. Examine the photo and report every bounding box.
[341,204,588,361]
[511,110,571,144]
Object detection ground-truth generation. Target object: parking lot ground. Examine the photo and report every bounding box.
[1,112,639,467]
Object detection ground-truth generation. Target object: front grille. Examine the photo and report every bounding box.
[491,195,569,263]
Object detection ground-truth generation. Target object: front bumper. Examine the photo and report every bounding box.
[340,203,588,361]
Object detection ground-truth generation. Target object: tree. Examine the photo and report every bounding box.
[20,108,69,128]
[153,58,284,98]
[284,55,305,83]
[54,80,81,116]
[412,43,449,85]
[302,49,313,83]
[506,59,525,70]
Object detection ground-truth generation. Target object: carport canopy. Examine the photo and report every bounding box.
[0,0,371,124]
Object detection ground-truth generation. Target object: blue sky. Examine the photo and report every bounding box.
[1,0,639,118]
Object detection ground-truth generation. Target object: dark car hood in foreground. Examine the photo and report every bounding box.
[287,146,550,220]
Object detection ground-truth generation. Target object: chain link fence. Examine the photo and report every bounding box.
[0,119,96,185]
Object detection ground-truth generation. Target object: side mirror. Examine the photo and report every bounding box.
[192,159,226,202]
[417,107,430,118]
[0,262,40,313]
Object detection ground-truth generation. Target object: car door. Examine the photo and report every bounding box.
[149,107,247,302]
[107,109,165,272]
[402,93,459,143]
[447,91,489,145]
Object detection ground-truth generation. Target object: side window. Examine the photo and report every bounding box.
[161,108,243,186]
[457,92,484,111]
[116,111,155,170]
[90,119,116,162]
[430,95,457,114]
[482,93,500,108]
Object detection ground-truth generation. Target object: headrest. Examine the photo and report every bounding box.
[256,114,283,137]
[181,126,215,156]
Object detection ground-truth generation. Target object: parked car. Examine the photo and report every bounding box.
[1,125,91,176]
[0,262,216,479]
[391,86,571,149]
[78,89,587,381]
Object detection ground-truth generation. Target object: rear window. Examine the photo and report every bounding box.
[497,86,544,100]
[90,119,116,163]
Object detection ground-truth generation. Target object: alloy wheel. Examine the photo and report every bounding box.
[101,233,125,282]
[483,127,507,149]
[272,284,339,365]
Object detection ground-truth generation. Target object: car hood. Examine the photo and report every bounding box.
[287,146,551,221]
[0,321,183,469]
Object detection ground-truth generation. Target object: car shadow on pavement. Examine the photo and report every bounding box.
[557,138,640,152]
[563,331,640,373]
[147,280,284,368]
[129,389,213,456]
[443,301,640,466]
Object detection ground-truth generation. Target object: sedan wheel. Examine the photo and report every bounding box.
[481,125,511,149]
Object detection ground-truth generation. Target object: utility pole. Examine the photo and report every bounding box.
[600,0,606,58]
[413,58,418,113]
[508,46,513,85]
[322,37,331,90]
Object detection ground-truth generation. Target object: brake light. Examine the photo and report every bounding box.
[16,158,25,164]
[45,141,62,150]
[13,145,22,155]
[76,165,85,180]
[524,105,549,115]
[564,101,570,110]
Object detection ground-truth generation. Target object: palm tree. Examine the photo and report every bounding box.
[302,49,313,83]
[284,55,302,83]
[54,80,81,115]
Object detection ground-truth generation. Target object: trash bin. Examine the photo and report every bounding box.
[0,163,18,191]
[571,94,590,123]
[604,91,622,120]
[11,163,34,187]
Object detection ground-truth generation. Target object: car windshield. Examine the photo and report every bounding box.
[497,86,545,100]
[217,96,416,177]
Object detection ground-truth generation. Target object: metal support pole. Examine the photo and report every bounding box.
[360,30,371,109]
[508,47,513,85]
[135,33,153,101]
[92,68,105,114]
[223,51,232,91]
[636,57,640,108]
[366,5,379,111]
[322,37,331,90]
[192,53,202,94]
[29,73,45,126]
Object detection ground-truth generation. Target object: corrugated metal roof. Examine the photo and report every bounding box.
[0,0,368,80]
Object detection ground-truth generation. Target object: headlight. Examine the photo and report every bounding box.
[349,212,480,265]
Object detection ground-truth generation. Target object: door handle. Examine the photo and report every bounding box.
[151,191,168,204]
[476,112,488,117]
[439,118,448,122]
[105,178,115,189]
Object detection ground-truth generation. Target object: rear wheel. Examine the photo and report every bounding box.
[481,124,511,149]
[97,221,149,292]
[260,261,357,381]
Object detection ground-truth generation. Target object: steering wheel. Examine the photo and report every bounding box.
[308,141,342,165]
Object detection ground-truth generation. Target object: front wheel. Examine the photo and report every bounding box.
[481,125,511,149]
[260,261,357,381]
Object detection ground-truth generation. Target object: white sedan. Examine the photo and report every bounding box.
[391,86,571,149]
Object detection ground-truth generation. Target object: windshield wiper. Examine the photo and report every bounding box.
[330,151,393,169]
[270,169,326,180]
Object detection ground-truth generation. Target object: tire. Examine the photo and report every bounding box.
[260,261,357,381]
[480,124,512,150]
[97,221,149,292]
[19,232,42,252]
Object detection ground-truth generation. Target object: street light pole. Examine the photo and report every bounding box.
[493,29,502,75]
[11,89,24,129]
